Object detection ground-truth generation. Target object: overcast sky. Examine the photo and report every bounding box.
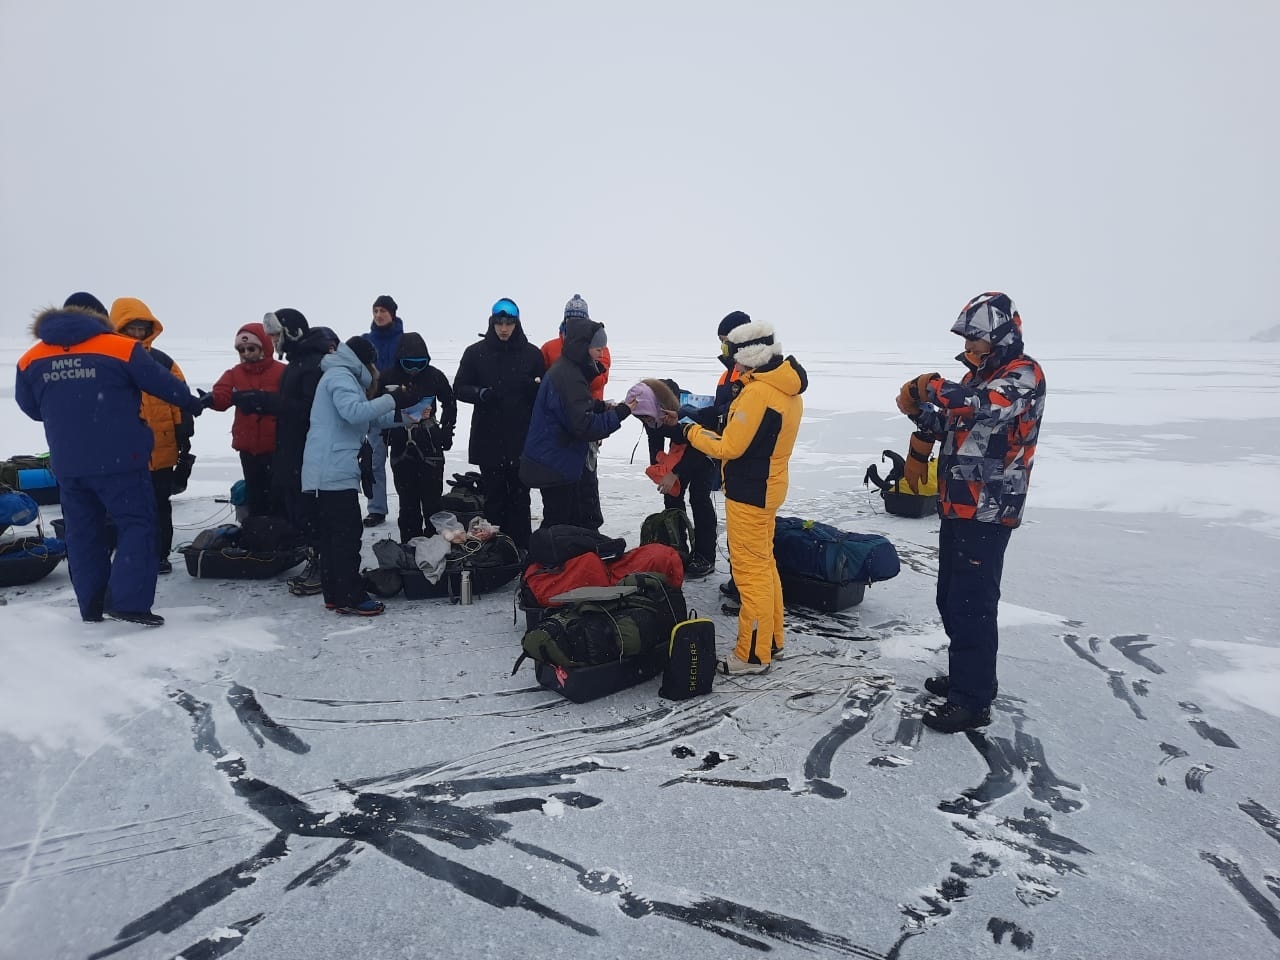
[2,1,1276,345]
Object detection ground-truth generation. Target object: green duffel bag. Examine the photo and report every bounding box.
[512,572,687,674]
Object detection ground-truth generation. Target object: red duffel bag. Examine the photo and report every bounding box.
[604,543,684,588]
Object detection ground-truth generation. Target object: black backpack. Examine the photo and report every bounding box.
[659,612,716,700]
[440,472,486,527]
[527,524,626,566]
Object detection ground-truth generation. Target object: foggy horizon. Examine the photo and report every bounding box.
[3,3,1276,344]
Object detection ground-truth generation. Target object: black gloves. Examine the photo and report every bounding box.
[197,388,215,409]
[614,402,632,422]
[231,390,268,413]
[440,425,454,451]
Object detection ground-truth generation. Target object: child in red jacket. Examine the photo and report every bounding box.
[210,322,286,516]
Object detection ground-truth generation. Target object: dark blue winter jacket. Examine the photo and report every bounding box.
[519,316,624,488]
[15,307,202,479]
[362,317,405,373]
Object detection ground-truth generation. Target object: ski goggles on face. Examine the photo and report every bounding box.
[399,357,429,373]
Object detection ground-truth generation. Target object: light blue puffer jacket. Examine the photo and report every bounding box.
[301,344,398,492]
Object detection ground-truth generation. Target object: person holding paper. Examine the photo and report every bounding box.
[379,331,457,542]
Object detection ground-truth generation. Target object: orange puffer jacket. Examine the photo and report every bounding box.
[109,297,189,471]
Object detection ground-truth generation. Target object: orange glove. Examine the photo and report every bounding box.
[903,431,935,493]
[896,382,921,416]
[907,372,940,406]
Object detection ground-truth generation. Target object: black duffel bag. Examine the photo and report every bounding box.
[182,521,306,580]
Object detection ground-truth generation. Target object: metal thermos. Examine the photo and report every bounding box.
[460,570,474,605]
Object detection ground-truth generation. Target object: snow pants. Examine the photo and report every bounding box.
[936,518,1012,710]
[539,481,590,532]
[364,429,389,516]
[392,457,445,543]
[312,488,365,608]
[151,466,174,561]
[480,459,532,550]
[239,451,278,517]
[724,497,784,664]
[664,454,717,562]
[60,470,158,620]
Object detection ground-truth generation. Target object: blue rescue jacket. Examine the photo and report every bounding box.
[15,307,201,479]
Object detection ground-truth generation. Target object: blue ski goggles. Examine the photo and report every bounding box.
[490,298,520,321]
[399,357,429,373]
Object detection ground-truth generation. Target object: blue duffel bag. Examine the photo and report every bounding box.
[773,517,900,584]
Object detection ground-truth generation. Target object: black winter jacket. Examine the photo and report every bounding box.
[452,318,545,467]
[380,331,457,465]
[271,328,334,494]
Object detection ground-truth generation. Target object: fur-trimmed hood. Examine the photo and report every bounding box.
[30,306,115,347]
[724,319,782,371]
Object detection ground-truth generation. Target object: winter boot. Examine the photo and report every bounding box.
[288,555,323,596]
[924,675,950,697]
[719,654,770,676]
[335,597,385,616]
[684,555,715,580]
[106,609,165,627]
[922,701,992,734]
[924,676,997,700]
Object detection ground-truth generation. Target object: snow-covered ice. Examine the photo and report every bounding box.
[1,336,1277,959]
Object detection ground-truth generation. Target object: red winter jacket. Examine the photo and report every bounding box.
[211,323,285,455]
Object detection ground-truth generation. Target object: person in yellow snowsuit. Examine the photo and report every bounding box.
[683,319,807,675]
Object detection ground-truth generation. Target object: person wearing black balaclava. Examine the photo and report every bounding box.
[379,331,457,542]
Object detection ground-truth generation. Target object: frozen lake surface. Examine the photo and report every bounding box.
[1,336,1277,959]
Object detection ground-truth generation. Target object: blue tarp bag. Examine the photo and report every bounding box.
[772,517,900,584]
[0,489,40,532]
[0,486,66,586]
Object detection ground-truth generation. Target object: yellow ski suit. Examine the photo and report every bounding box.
[685,355,806,664]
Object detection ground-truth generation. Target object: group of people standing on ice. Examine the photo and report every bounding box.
[15,288,1043,733]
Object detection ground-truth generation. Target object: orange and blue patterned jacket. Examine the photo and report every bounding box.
[913,293,1046,528]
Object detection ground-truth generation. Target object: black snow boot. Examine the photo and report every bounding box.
[106,609,166,627]
[924,676,997,700]
[922,701,991,734]
[924,676,950,697]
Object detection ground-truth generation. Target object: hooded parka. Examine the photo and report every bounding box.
[520,316,626,488]
[453,315,545,468]
[912,294,1046,528]
[301,343,398,492]
[210,322,285,455]
[108,298,189,471]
